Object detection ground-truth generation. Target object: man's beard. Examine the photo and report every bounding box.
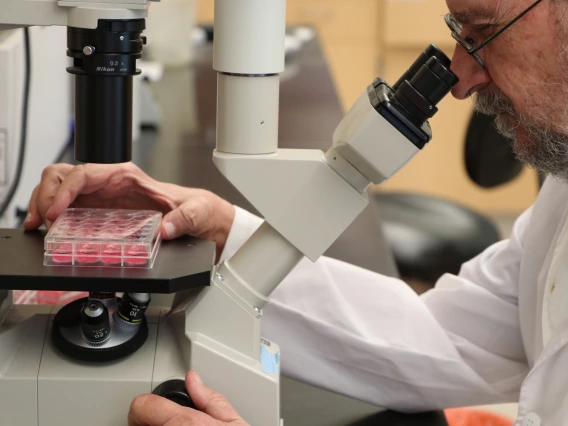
[474,87,568,182]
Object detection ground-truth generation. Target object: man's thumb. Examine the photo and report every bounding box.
[161,198,211,240]
[185,371,243,422]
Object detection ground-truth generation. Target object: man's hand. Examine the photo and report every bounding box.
[128,371,250,426]
[25,163,235,255]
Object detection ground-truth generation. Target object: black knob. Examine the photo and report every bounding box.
[152,380,197,409]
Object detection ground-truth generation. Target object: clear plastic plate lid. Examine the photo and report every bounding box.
[44,208,163,268]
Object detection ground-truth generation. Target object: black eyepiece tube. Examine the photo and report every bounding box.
[392,44,452,90]
[391,45,459,125]
[75,75,132,163]
[67,19,146,164]
[410,57,459,106]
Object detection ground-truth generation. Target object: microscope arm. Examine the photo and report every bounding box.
[209,90,421,337]
[0,0,66,29]
[0,0,148,30]
[209,0,457,327]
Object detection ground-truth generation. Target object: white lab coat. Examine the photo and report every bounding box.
[221,176,568,426]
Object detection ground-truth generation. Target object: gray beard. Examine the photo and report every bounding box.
[474,88,568,182]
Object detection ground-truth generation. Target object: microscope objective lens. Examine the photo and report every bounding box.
[81,300,111,345]
[117,292,151,324]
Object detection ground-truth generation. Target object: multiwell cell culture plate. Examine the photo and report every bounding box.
[44,208,162,268]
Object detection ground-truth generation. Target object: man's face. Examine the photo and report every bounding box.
[447,0,568,180]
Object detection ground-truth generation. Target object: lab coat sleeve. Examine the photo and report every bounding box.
[221,206,531,411]
[219,206,265,262]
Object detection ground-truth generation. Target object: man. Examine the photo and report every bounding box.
[26,0,568,424]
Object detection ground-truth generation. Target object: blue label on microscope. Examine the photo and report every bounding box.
[260,343,280,374]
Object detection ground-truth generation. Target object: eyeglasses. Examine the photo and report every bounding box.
[445,0,543,70]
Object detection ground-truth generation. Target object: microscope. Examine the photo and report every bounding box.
[0,0,458,424]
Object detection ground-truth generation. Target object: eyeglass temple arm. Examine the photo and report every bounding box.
[471,0,543,54]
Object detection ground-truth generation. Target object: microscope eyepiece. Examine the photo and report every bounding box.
[392,45,458,125]
[392,44,452,90]
[365,44,459,150]
[424,44,451,68]
[409,56,458,106]
[67,19,146,164]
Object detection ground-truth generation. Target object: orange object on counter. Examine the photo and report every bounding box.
[445,408,514,426]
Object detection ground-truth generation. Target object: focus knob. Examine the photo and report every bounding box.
[152,380,196,409]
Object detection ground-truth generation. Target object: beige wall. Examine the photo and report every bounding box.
[196,0,539,215]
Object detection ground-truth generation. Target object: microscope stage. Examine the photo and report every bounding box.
[0,228,215,293]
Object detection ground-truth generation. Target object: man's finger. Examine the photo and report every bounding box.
[35,164,75,222]
[160,197,213,240]
[24,184,42,230]
[36,176,64,226]
[24,164,74,228]
[46,164,112,221]
[185,371,244,422]
[44,166,90,221]
[46,163,131,221]
[128,394,185,426]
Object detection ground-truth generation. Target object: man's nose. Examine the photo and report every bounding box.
[450,44,491,99]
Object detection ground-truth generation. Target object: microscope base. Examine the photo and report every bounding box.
[0,304,160,426]
[0,304,281,426]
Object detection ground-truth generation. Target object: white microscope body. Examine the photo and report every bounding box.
[0,0,457,424]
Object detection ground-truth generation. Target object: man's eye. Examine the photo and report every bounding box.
[464,36,476,46]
